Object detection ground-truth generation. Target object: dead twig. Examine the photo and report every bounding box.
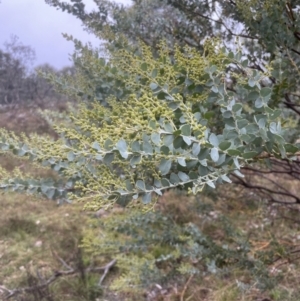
[0,257,117,300]
[98,259,117,286]
[180,274,194,301]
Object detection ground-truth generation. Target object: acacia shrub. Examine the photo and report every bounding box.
[0,39,299,292]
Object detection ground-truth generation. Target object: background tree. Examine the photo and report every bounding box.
[0,36,74,107]
[0,36,34,105]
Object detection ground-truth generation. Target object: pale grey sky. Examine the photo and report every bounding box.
[0,0,132,69]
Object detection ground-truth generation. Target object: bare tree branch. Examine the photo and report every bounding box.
[284,93,300,116]
[231,157,300,205]
[98,259,117,286]
[0,257,117,300]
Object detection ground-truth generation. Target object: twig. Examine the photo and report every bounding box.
[231,173,300,204]
[180,274,194,301]
[256,151,300,159]
[51,249,73,271]
[98,259,117,286]
[36,268,44,281]
[0,258,117,300]
[284,93,300,116]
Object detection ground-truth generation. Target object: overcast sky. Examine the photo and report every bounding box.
[0,0,132,70]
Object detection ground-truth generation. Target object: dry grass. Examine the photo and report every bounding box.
[0,192,93,299]
[151,188,300,301]
[0,107,55,136]
[1,171,300,300]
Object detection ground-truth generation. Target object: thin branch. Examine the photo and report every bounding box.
[291,47,300,56]
[51,249,73,270]
[231,173,300,204]
[98,259,117,286]
[284,93,300,115]
[285,3,295,22]
[259,173,296,196]
[174,3,223,26]
[0,258,117,300]
[36,268,44,282]
[171,1,257,39]
[220,19,259,40]
[213,5,259,40]
[256,151,300,159]
[242,166,300,176]
[180,274,194,301]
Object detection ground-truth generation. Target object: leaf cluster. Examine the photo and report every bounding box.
[82,207,279,292]
[0,40,298,208]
